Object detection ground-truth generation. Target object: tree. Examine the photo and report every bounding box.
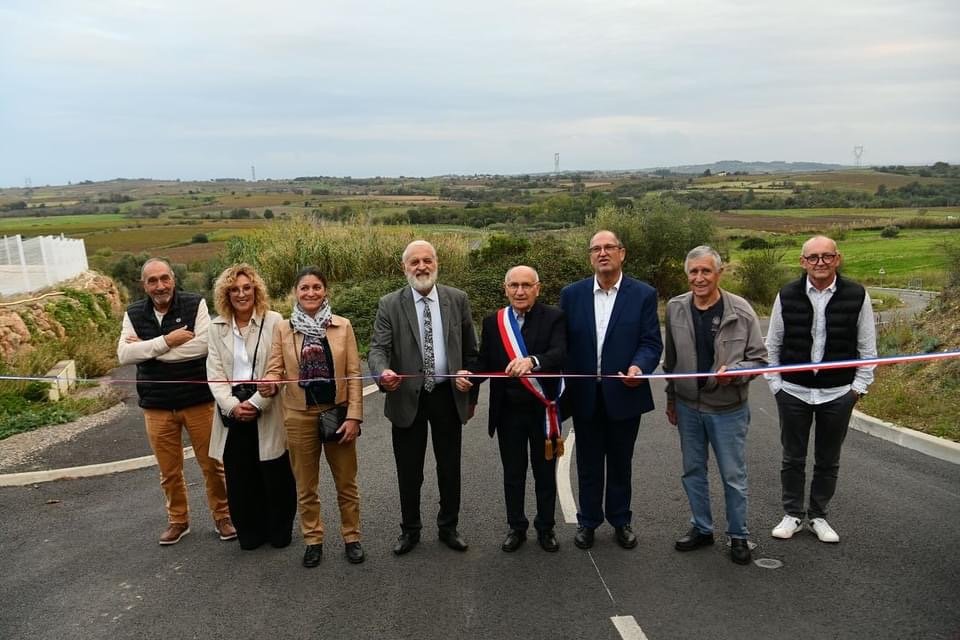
[589,200,714,298]
[263,209,274,219]
[737,248,789,305]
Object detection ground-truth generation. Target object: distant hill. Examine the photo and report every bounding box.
[655,160,848,175]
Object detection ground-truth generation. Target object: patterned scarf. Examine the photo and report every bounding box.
[290,301,333,388]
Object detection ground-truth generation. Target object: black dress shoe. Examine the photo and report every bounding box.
[675,526,715,552]
[501,529,527,552]
[393,532,420,556]
[731,538,752,565]
[537,529,560,552]
[439,529,469,551]
[615,525,638,549]
[302,544,322,568]
[574,526,594,550]
[345,541,365,564]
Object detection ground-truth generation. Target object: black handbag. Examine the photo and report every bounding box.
[318,404,348,442]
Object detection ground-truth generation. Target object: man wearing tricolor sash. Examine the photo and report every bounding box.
[458,266,566,553]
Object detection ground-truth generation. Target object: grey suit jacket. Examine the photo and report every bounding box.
[368,283,479,428]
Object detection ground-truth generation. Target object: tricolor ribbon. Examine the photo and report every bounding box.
[495,307,566,460]
[3,349,959,385]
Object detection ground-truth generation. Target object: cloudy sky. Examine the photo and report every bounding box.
[1,0,958,186]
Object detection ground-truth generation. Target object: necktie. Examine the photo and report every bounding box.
[516,312,524,330]
[422,297,436,392]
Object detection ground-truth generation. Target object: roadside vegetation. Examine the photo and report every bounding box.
[0,287,122,441]
[860,244,960,441]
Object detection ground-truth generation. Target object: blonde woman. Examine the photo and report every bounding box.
[263,266,364,568]
[207,264,296,551]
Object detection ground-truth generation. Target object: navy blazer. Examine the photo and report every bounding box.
[473,302,566,437]
[558,275,663,422]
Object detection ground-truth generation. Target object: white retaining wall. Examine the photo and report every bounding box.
[0,235,89,296]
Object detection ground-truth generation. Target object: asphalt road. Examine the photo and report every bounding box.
[2,375,958,640]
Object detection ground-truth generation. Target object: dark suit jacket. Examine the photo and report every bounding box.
[368,283,479,428]
[558,275,663,422]
[473,303,566,437]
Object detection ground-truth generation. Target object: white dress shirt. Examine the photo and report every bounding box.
[230,316,264,410]
[231,317,254,382]
[117,298,211,365]
[764,276,877,404]
[411,285,448,383]
[593,272,623,376]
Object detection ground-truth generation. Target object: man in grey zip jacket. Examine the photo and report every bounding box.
[663,246,767,565]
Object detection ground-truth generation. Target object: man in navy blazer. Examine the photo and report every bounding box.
[559,230,663,550]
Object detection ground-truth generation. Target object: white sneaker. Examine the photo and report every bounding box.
[809,518,840,543]
[771,515,803,539]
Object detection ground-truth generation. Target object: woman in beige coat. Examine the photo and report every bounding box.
[263,266,364,568]
[207,264,296,550]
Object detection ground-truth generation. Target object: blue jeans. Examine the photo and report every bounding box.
[676,401,750,538]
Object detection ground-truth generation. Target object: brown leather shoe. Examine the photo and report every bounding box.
[159,522,190,545]
[215,517,237,541]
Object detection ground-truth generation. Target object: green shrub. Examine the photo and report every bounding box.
[739,237,770,250]
[23,381,48,402]
[736,248,790,306]
[589,200,714,299]
[881,225,901,238]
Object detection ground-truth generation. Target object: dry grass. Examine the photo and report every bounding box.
[224,216,471,296]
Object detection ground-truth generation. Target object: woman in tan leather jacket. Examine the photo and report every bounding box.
[262,266,364,568]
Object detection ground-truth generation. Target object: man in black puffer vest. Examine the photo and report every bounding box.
[764,236,877,545]
[117,258,234,546]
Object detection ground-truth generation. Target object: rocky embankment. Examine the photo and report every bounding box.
[0,271,123,361]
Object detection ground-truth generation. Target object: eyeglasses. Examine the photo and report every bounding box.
[589,244,622,255]
[228,285,254,297]
[802,253,838,264]
[506,282,539,291]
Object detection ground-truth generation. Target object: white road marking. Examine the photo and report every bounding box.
[589,550,616,605]
[558,430,652,640]
[0,447,195,487]
[556,428,577,523]
[363,384,378,396]
[611,615,650,640]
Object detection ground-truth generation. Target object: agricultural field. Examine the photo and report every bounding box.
[0,213,167,235]
[1,167,957,293]
[691,170,947,193]
[728,228,960,289]
[716,206,960,233]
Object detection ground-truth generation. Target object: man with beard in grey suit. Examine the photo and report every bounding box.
[368,240,479,555]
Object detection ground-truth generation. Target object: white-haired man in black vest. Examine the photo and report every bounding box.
[765,235,877,544]
[117,258,234,545]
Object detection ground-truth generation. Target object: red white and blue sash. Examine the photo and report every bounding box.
[496,307,565,458]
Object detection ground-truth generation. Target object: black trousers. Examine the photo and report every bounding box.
[222,420,297,550]
[497,406,557,532]
[391,382,462,535]
[775,389,858,519]
[573,387,641,529]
